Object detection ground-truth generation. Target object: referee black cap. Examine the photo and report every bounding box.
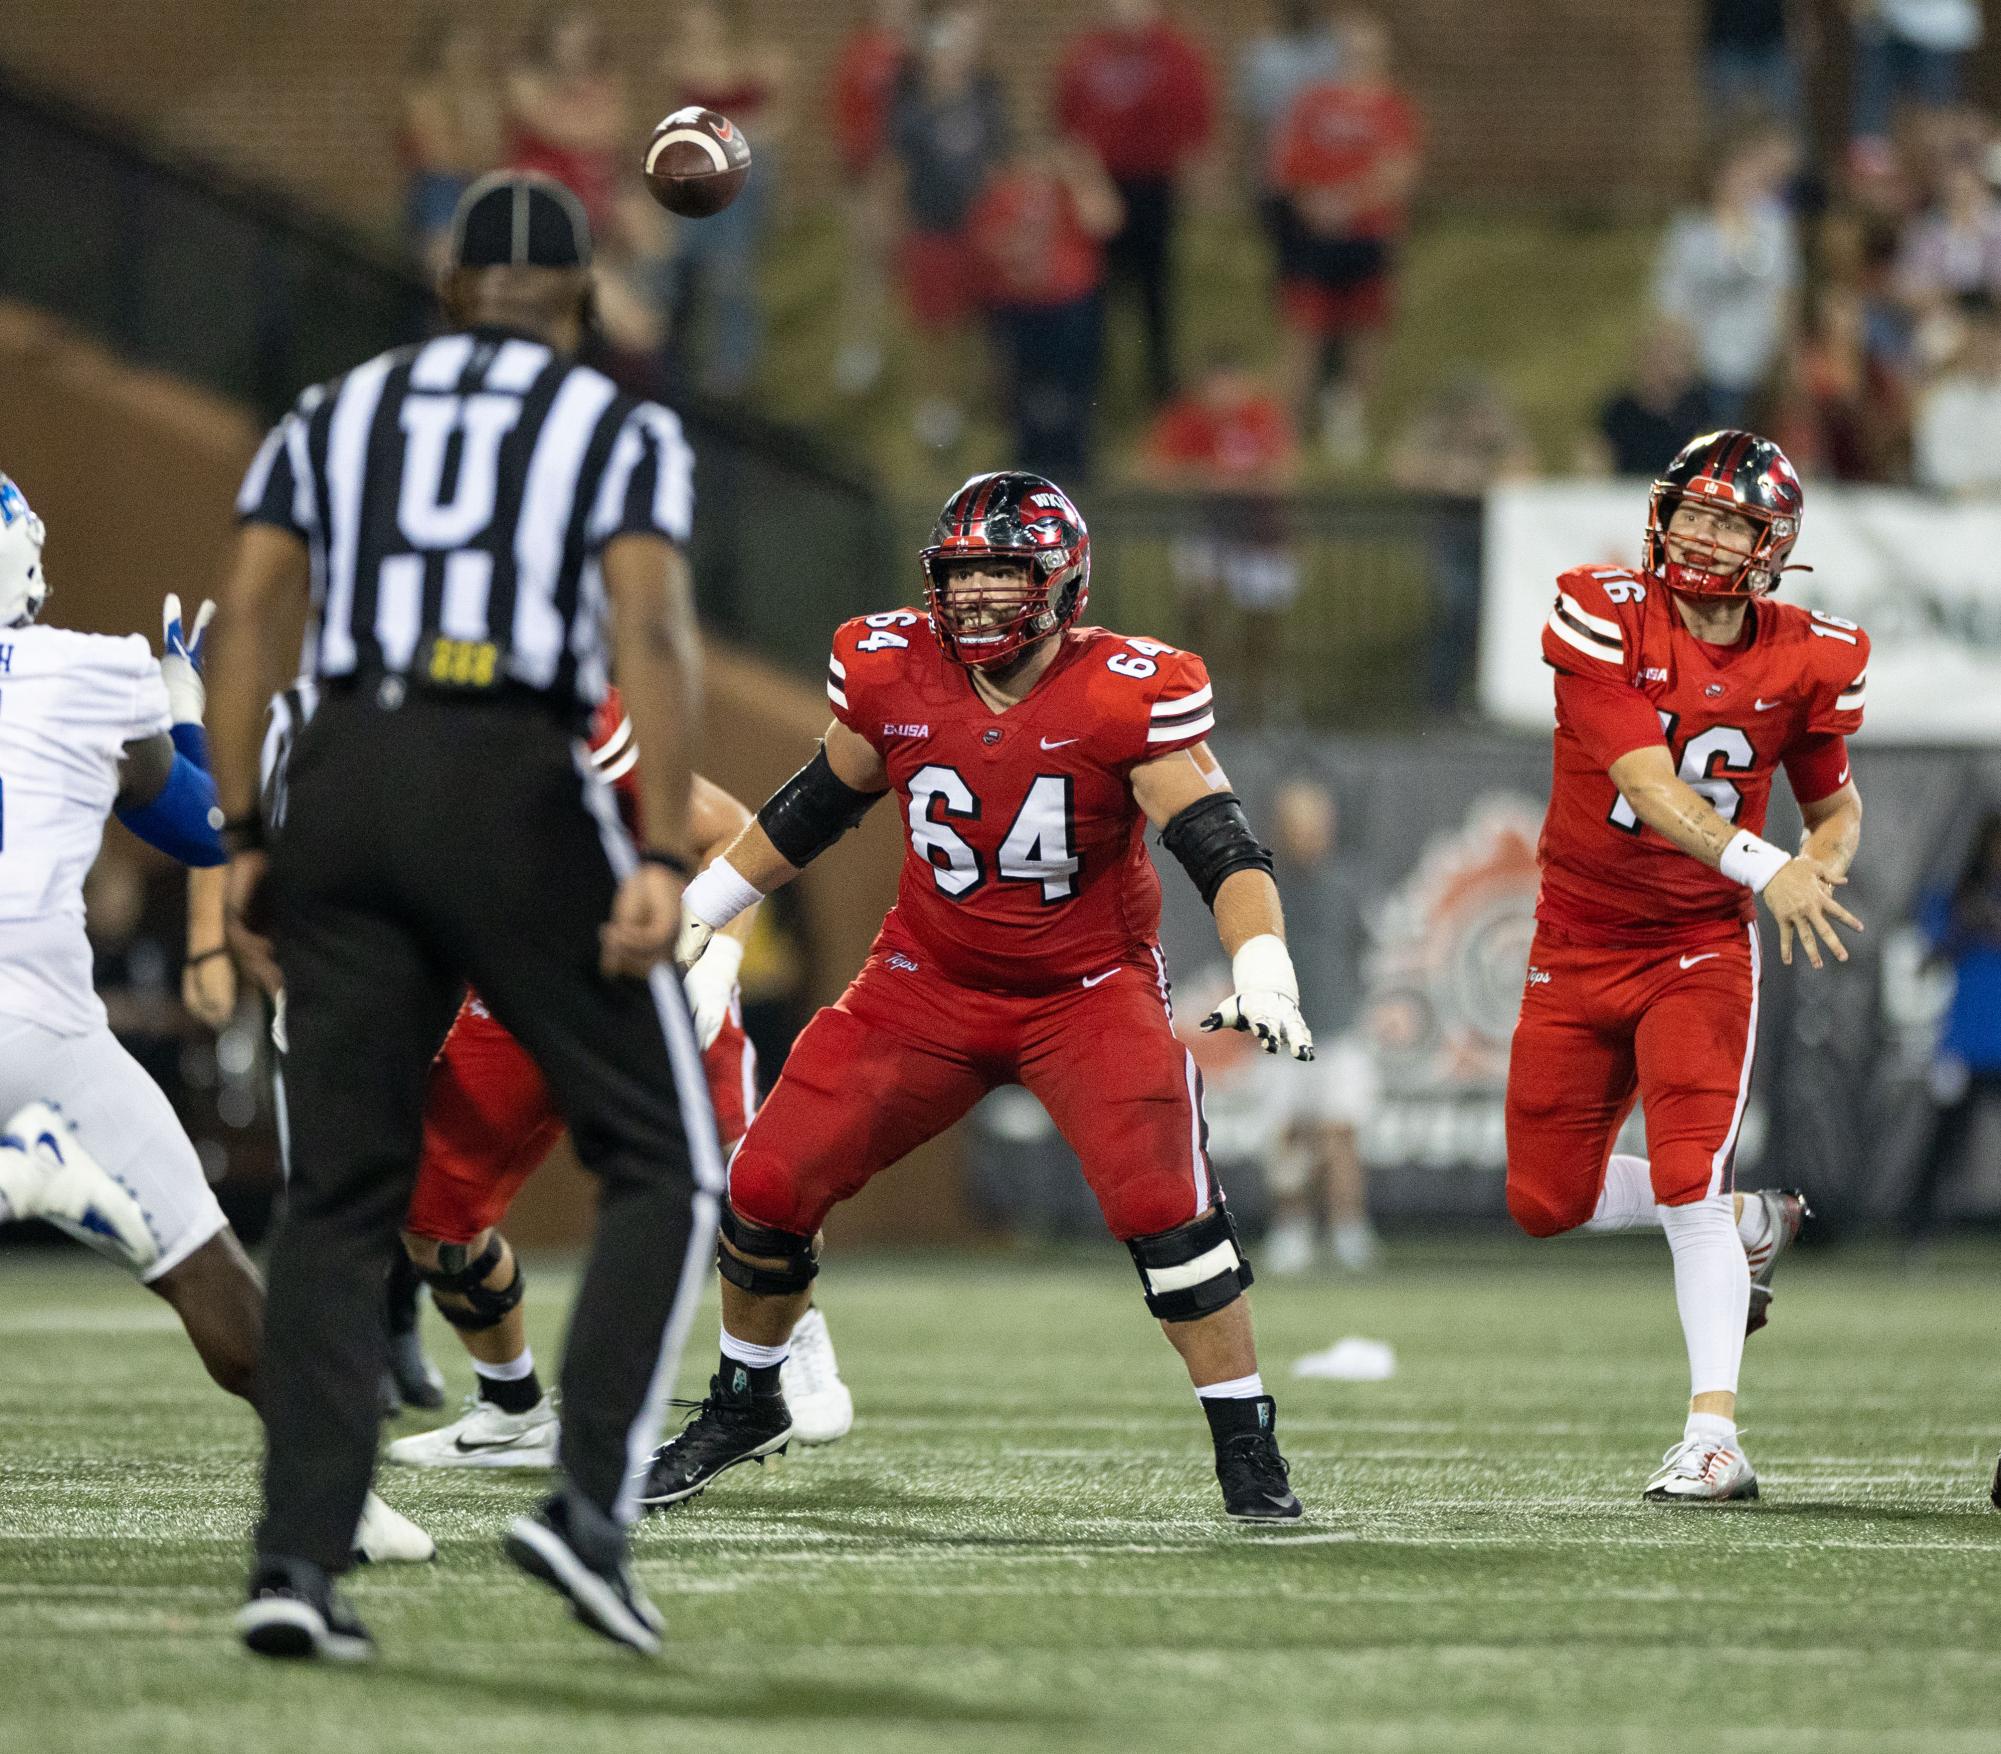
[449,171,593,270]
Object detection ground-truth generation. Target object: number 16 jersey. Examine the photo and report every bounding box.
[1537,565,1869,949]
[826,611,1216,994]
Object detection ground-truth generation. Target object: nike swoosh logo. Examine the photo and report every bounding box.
[1754,698,1782,711]
[454,1432,539,1453]
[1837,766,1850,785]
[1679,952,1720,969]
[1040,736,1079,750]
[1081,968,1120,988]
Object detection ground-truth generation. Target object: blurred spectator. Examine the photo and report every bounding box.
[829,0,919,394]
[400,11,503,272]
[1258,779,1380,1275]
[966,134,1122,481]
[1651,130,1802,427]
[1268,11,1422,466]
[1136,353,1300,714]
[890,7,1011,450]
[506,4,626,239]
[1770,284,1910,480]
[1577,320,1715,478]
[1900,810,2001,1239]
[1893,144,2001,366]
[1912,292,2001,496]
[660,0,791,399]
[1388,371,1536,714]
[1235,0,1342,171]
[1704,0,1806,126]
[1055,0,1217,406]
[1849,0,1984,153]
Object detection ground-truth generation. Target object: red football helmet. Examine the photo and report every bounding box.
[920,471,1091,669]
[1644,429,1804,599]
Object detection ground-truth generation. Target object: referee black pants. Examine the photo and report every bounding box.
[256,683,722,1573]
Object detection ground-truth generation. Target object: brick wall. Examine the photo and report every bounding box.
[1,0,1738,238]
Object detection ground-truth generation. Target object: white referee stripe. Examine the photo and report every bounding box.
[441,549,496,641]
[281,411,316,535]
[587,419,644,544]
[486,339,551,392]
[511,370,618,688]
[1146,712,1214,743]
[374,553,424,672]
[1557,591,1621,641]
[234,423,286,517]
[1709,922,1762,1192]
[635,405,695,544]
[408,333,473,390]
[575,749,728,1525]
[321,352,397,677]
[1150,683,1212,718]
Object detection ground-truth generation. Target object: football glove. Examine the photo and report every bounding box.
[159,593,216,727]
[681,933,744,1052]
[1201,934,1315,1062]
[674,912,715,972]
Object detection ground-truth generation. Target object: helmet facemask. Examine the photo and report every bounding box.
[1646,488,1797,599]
[924,552,1065,669]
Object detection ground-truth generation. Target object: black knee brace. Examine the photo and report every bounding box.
[416,1235,525,1332]
[717,1205,819,1296]
[1127,1204,1254,1322]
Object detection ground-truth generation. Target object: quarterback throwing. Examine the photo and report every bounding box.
[1507,430,1866,1503]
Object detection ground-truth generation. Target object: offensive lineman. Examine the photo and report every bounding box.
[643,471,1316,1523]
[1507,430,1867,1503]
[0,476,429,1563]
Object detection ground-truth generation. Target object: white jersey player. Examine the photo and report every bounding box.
[0,473,430,1565]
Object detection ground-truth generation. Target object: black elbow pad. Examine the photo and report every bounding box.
[1159,793,1273,908]
[756,746,883,868]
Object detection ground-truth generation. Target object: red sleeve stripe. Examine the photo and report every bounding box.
[1150,683,1213,718]
[826,665,849,710]
[1147,711,1216,743]
[597,744,639,783]
[1547,605,1623,664]
[590,715,634,767]
[830,655,847,680]
[1556,591,1622,645]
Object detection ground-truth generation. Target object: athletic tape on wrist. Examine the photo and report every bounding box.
[682,856,762,930]
[1230,933,1299,1002]
[1719,830,1790,893]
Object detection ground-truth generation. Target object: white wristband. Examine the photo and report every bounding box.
[692,931,745,985]
[680,855,763,930]
[1231,932,1299,1001]
[1719,830,1791,894]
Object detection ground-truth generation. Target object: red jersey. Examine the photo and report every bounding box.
[1054,22,1215,181]
[1144,391,1296,481]
[966,169,1106,309]
[587,686,642,830]
[831,24,906,174]
[1536,565,1869,949]
[827,613,1216,994]
[1270,81,1421,237]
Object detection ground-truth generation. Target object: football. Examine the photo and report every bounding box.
[643,106,752,218]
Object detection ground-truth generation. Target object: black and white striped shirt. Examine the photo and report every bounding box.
[236,328,693,710]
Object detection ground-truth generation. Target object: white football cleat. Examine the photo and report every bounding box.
[1745,1187,1810,1336]
[385,1393,559,1470]
[780,1307,854,1446]
[353,1491,435,1563]
[1644,1435,1759,1504]
[0,1102,159,1273]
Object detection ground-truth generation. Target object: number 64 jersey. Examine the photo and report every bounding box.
[1537,564,1869,948]
[826,611,1216,993]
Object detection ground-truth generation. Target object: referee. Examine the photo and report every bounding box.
[205,172,723,1661]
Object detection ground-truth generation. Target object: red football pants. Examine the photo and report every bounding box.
[727,949,1215,1242]
[404,992,757,1246]
[1504,922,1761,1236]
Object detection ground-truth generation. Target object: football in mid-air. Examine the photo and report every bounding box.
[643,107,751,218]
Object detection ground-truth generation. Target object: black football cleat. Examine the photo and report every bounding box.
[1214,1398,1303,1523]
[1745,1188,1812,1336]
[636,1372,792,1509]
[237,1557,374,1663]
[504,1493,663,1656]
[385,1330,448,1411]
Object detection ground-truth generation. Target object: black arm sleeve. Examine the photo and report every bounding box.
[756,746,885,869]
[1159,793,1274,908]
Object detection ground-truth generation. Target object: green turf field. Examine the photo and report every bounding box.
[2,1240,1996,1754]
